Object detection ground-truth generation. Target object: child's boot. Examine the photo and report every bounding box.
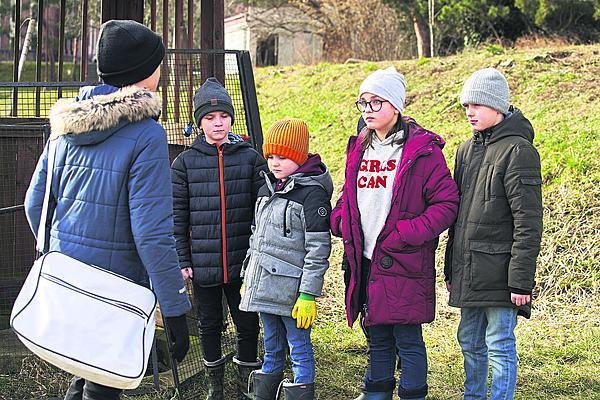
[363,380,395,400]
[277,380,315,400]
[250,370,283,400]
[364,393,392,400]
[233,356,262,399]
[203,356,227,400]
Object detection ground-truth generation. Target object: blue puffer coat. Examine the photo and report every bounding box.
[24,84,191,318]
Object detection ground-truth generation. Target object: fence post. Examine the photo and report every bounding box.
[237,51,263,154]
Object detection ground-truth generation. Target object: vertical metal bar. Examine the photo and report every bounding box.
[200,0,213,81]
[200,0,224,83]
[173,0,182,122]
[100,0,111,22]
[151,339,160,390]
[237,51,263,153]
[150,0,157,31]
[58,0,66,97]
[35,0,44,116]
[214,0,225,84]
[161,0,169,122]
[187,0,194,122]
[164,319,183,399]
[12,0,21,116]
[187,0,193,49]
[81,0,89,82]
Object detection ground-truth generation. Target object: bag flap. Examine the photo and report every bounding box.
[41,252,156,314]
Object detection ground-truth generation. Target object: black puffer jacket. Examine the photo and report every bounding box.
[171,133,267,286]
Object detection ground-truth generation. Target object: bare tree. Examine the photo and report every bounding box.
[244,0,414,62]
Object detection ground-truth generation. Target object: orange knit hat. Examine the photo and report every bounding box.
[263,118,309,165]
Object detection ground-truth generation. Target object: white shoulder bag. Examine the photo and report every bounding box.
[10,138,157,389]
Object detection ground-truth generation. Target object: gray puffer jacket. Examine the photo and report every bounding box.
[239,154,333,317]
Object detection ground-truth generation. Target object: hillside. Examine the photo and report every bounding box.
[254,44,600,399]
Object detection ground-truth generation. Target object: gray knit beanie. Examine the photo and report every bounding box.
[359,67,407,113]
[193,77,235,127]
[460,68,510,114]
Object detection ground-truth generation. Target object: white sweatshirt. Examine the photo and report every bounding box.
[357,131,404,259]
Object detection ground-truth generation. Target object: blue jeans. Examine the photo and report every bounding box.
[364,324,428,400]
[458,307,518,400]
[260,312,315,384]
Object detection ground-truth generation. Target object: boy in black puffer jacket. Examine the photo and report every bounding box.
[171,77,267,400]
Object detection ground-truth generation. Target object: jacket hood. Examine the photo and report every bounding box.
[265,153,333,197]
[49,85,162,145]
[75,84,119,101]
[480,108,534,145]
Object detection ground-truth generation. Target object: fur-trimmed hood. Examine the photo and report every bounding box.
[49,85,162,144]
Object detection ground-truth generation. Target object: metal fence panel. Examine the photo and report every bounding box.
[0,49,263,400]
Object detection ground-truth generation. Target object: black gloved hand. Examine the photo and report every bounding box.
[165,314,190,363]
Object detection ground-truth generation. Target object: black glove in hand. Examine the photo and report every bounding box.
[165,314,190,363]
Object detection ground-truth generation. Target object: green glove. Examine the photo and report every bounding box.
[291,293,316,329]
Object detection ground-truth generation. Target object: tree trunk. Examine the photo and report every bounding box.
[412,13,431,58]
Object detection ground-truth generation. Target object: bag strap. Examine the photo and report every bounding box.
[37,139,57,252]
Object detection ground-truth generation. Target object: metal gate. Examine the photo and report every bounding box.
[0,49,263,400]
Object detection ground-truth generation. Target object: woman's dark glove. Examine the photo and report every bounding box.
[165,314,190,362]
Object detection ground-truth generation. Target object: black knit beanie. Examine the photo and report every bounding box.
[193,77,235,127]
[96,20,165,88]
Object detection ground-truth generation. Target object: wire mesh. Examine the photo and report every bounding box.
[0,49,263,400]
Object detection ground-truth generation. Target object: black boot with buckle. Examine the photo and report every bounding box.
[233,356,262,399]
[249,370,284,400]
[203,356,228,400]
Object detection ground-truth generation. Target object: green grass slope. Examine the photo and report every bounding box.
[254,44,600,399]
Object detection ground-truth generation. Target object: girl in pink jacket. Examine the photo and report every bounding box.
[330,67,459,400]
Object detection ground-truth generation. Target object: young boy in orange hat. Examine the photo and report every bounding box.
[239,118,333,400]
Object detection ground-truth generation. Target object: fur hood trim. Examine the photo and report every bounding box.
[49,86,162,138]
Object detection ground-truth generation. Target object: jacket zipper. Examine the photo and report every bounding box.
[282,199,289,237]
[249,190,276,302]
[363,144,432,324]
[217,145,229,284]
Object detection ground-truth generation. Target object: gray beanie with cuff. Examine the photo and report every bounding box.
[193,77,235,127]
[460,68,510,114]
[359,67,407,113]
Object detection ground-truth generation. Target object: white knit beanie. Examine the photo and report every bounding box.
[460,68,510,114]
[359,67,407,113]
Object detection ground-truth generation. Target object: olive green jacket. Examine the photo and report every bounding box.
[444,108,542,318]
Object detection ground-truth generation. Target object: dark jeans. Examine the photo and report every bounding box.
[64,377,122,400]
[365,324,428,399]
[195,280,260,362]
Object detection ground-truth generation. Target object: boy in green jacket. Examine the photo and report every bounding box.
[444,67,543,400]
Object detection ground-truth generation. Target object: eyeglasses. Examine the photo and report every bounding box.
[355,99,389,112]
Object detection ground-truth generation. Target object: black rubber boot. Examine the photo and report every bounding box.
[249,370,283,400]
[204,357,227,400]
[363,379,395,400]
[277,381,315,400]
[233,356,262,399]
[363,392,393,400]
